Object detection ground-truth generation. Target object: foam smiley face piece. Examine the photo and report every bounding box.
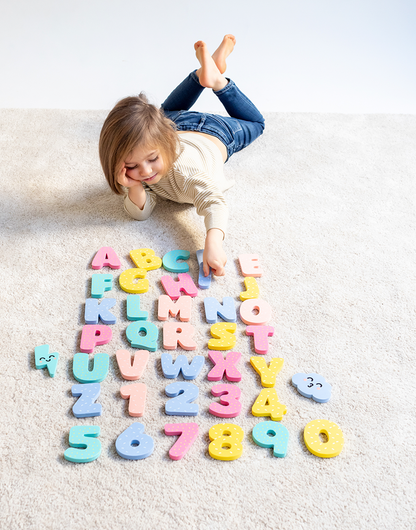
[292,373,332,403]
[304,420,344,458]
[35,344,59,378]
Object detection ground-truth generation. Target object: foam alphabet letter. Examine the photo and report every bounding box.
[196,249,211,289]
[80,325,112,353]
[252,421,289,458]
[252,388,287,421]
[204,297,237,324]
[71,383,102,418]
[115,422,154,460]
[158,295,192,322]
[207,351,242,382]
[160,273,198,300]
[126,321,158,352]
[208,323,237,350]
[240,299,272,325]
[162,250,190,273]
[238,254,263,277]
[161,353,204,380]
[84,298,117,325]
[116,349,149,380]
[120,383,147,417]
[64,426,101,463]
[250,357,284,387]
[34,344,59,377]
[130,248,162,271]
[72,353,109,383]
[126,295,148,321]
[91,247,121,270]
[162,322,197,350]
[91,274,113,298]
[119,268,149,294]
[240,277,260,301]
[246,325,274,354]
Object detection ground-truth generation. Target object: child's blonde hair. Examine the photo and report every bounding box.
[99,93,179,195]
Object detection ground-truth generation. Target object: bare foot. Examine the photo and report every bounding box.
[212,34,236,74]
[194,40,228,92]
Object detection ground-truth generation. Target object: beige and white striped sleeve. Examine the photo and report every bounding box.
[187,173,228,236]
[123,188,158,221]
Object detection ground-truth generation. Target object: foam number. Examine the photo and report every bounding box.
[130,248,162,271]
[161,353,205,380]
[208,323,237,350]
[158,295,192,322]
[126,321,158,352]
[250,357,284,387]
[304,420,344,458]
[34,344,59,377]
[207,351,242,382]
[72,353,109,383]
[204,297,236,324]
[91,247,121,270]
[252,388,287,421]
[246,325,274,354]
[208,423,244,461]
[84,298,116,325]
[240,277,260,301]
[162,322,197,350]
[115,422,154,460]
[120,383,147,417]
[80,325,112,354]
[240,299,272,325]
[64,426,101,463]
[126,295,148,321]
[160,273,198,299]
[209,384,242,418]
[252,421,289,458]
[116,349,149,380]
[165,382,199,416]
[238,254,263,277]
[164,423,199,461]
[71,383,102,418]
[162,250,190,273]
[196,249,211,289]
[91,274,113,298]
[119,268,149,294]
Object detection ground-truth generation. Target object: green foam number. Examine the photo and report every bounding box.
[64,426,101,463]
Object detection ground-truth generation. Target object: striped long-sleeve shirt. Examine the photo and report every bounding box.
[123,132,234,235]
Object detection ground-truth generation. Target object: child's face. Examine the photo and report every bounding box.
[122,144,165,186]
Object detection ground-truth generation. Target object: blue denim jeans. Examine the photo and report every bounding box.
[161,70,265,162]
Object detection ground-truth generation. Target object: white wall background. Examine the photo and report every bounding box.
[1,0,415,113]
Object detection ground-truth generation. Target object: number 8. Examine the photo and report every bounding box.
[208,423,244,461]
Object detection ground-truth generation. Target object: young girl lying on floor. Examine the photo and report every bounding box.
[99,35,265,276]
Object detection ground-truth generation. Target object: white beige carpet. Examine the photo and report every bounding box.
[1,109,415,529]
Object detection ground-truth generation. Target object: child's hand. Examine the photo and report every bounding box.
[204,228,227,276]
[117,166,144,190]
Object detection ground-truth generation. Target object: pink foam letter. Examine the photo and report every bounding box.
[116,349,150,380]
[80,325,112,353]
[91,247,121,270]
[160,273,198,300]
[163,322,197,350]
[246,325,275,354]
[158,295,192,321]
[207,351,242,382]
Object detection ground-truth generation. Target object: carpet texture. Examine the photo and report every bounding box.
[1,109,415,530]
